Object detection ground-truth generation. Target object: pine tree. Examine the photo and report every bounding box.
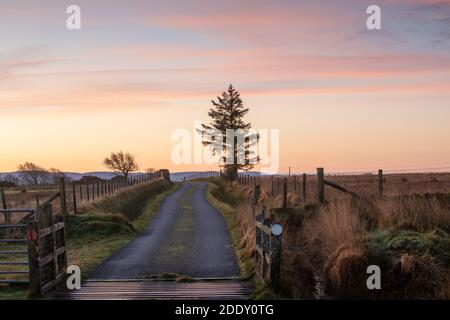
[199,84,259,180]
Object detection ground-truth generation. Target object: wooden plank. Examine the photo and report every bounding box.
[40,193,60,207]
[38,246,65,268]
[54,280,254,300]
[324,179,360,198]
[255,244,264,257]
[55,246,66,256]
[39,226,53,238]
[0,239,27,243]
[53,222,64,232]
[263,253,271,266]
[255,221,271,235]
[39,222,64,238]
[38,253,54,268]
[41,271,66,294]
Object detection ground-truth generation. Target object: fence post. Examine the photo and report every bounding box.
[1,189,9,238]
[35,196,40,209]
[271,175,274,195]
[302,173,307,203]
[378,169,384,196]
[0,189,6,210]
[39,203,56,294]
[72,183,77,214]
[283,177,288,208]
[58,177,67,216]
[27,220,40,296]
[86,183,90,201]
[270,229,282,288]
[317,168,325,204]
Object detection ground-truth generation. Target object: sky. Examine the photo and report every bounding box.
[1,0,450,174]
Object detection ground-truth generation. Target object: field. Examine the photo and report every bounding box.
[2,172,450,299]
[255,172,450,206]
[212,172,450,299]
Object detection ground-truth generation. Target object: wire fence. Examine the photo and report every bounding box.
[237,167,450,207]
[0,171,164,218]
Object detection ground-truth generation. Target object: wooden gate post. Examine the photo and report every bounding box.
[58,177,67,216]
[270,229,282,288]
[72,183,77,214]
[27,220,40,296]
[282,177,288,208]
[0,189,9,238]
[317,168,325,204]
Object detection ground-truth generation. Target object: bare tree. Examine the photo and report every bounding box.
[0,174,19,187]
[17,162,51,185]
[3,174,19,186]
[103,151,139,180]
[49,168,72,184]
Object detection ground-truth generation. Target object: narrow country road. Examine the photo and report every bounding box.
[90,182,240,279]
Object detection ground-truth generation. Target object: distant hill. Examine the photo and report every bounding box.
[0,170,274,184]
[0,171,146,182]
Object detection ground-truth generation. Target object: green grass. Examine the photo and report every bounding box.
[0,286,29,300]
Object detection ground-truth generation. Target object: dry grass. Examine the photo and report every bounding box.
[249,172,450,207]
[225,172,450,299]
